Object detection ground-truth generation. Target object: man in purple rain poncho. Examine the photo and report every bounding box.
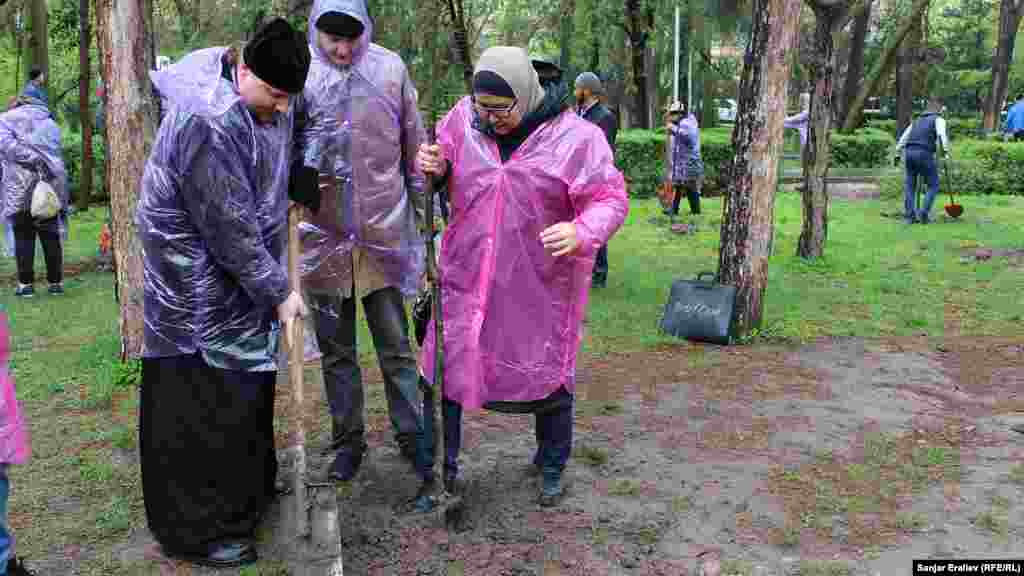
[295,0,430,485]
[0,92,67,297]
[416,47,629,508]
[134,18,311,568]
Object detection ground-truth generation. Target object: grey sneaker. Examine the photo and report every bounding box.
[48,283,64,295]
[14,284,33,298]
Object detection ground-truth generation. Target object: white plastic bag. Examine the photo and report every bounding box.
[29,180,59,220]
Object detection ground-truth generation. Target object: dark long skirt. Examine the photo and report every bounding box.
[139,354,277,555]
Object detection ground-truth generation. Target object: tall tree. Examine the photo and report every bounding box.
[840,0,870,122]
[718,0,802,336]
[982,0,1024,133]
[23,0,47,90]
[77,0,93,212]
[624,0,654,128]
[895,10,923,135]
[797,0,864,260]
[839,0,930,132]
[97,0,158,359]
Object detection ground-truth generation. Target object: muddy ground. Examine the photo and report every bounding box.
[109,335,1024,575]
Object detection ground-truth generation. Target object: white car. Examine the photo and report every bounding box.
[717,98,737,122]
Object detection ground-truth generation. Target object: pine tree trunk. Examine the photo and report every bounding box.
[625,0,652,128]
[840,0,930,133]
[77,0,93,212]
[24,0,48,89]
[97,0,157,360]
[895,14,921,135]
[840,0,870,123]
[718,0,802,336]
[982,0,1023,133]
[797,3,837,260]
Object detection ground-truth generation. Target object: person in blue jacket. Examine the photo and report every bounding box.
[1003,93,1024,141]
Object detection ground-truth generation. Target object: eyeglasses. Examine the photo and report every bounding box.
[472,96,517,120]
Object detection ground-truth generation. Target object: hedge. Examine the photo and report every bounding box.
[880,139,1024,198]
[617,126,893,199]
[62,130,107,203]
[866,117,983,140]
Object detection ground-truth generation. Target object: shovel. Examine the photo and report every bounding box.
[284,203,345,576]
[942,160,963,219]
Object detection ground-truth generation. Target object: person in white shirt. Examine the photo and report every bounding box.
[893,98,950,224]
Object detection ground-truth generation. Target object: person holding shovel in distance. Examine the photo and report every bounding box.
[135,18,314,568]
[893,97,951,225]
[415,46,629,508]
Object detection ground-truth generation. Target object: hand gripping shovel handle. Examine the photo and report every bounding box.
[287,204,309,539]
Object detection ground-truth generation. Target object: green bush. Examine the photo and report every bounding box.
[867,117,982,140]
[831,128,895,168]
[62,129,107,203]
[618,125,894,198]
[880,139,1024,198]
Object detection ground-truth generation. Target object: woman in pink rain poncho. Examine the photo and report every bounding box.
[416,46,628,507]
[0,313,35,574]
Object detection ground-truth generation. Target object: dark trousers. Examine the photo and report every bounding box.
[307,286,422,452]
[11,212,62,286]
[139,355,276,554]
[420,383,573,481]
[671,181,701,215]
[903,147,940,222]
[592,245,608,286]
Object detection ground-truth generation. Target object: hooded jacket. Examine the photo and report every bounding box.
[136,47,295,371]
[297,0,426,297]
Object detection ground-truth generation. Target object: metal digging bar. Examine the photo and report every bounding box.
[286,204,344,576]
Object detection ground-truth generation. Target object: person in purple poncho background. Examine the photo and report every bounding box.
[134,18,311,568]
[416,46,629,508]
[294,0,431,488]
[664,100,704,217]
[0,92,66,298]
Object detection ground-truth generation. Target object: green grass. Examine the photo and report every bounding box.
[585,194,1024,349]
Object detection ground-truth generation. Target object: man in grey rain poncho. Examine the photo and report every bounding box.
[295,0,430,487]
[135,18,311,568]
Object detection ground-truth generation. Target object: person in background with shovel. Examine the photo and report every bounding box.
[664,100,704,218]
[295,0,434,490]
[416,46,629,507]
[135,18,313,568]
[894,97,951,225]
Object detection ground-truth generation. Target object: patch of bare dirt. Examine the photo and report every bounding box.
[96,335,1024,575]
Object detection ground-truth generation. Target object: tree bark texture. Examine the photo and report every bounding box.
[77,0,93,212]
[895,13,921,135]
[446,0,473,94]
[97,0,157,359]
[797,2,838,260]
[840,0,929,133]
[624,0,654,128]
[982,0,1024,133]
[840,0,870,125]
[24,0,47,89]
[718,0,802,336]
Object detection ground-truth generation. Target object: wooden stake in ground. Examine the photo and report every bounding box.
[717,0,802,337]
[286,204,344,576]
